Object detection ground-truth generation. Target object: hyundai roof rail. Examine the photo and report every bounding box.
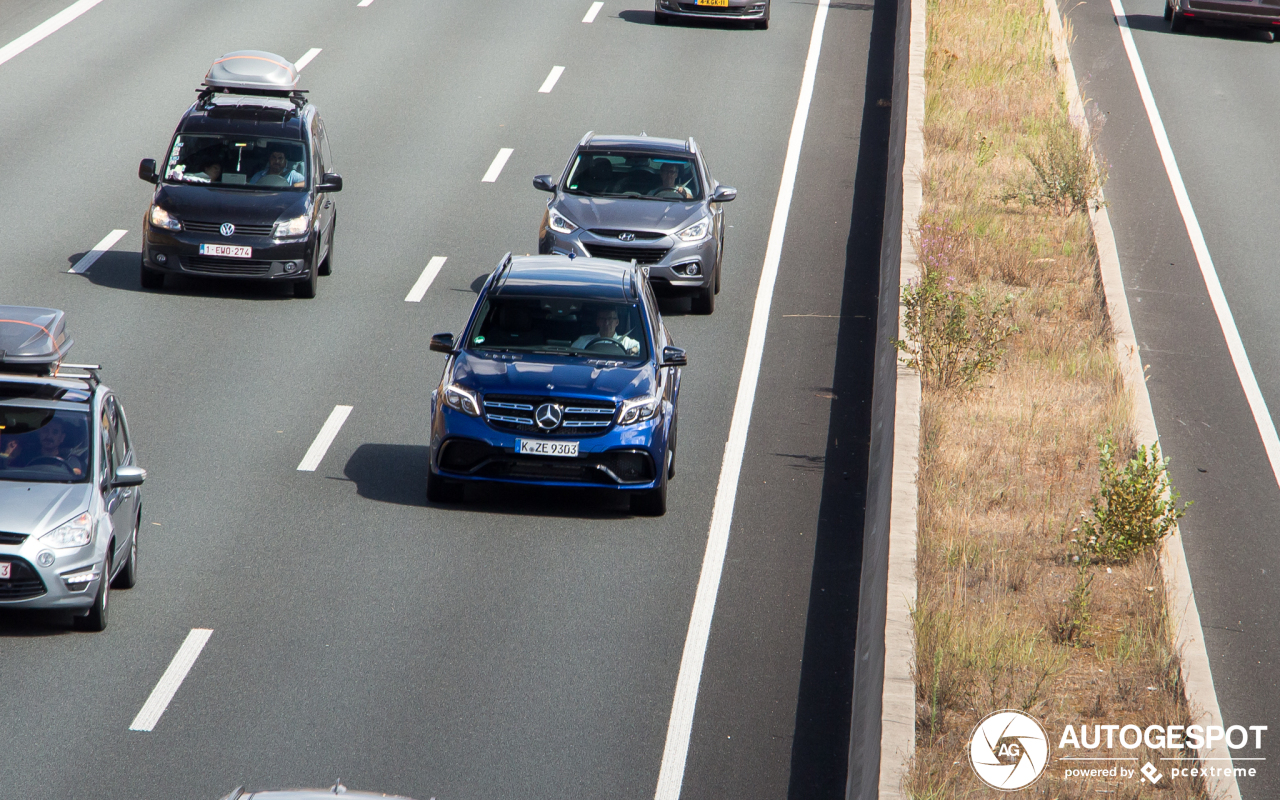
[686,137,697,154]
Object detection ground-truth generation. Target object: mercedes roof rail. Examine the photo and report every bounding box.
[482,252,515,295]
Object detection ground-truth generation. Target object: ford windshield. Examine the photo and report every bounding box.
[0,407,91,483]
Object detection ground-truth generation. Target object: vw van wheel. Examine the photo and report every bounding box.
[294,267,318,298]
[319,220,335,275]
[1163,1,1172,19]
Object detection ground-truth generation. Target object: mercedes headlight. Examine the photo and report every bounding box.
[618,394,661,425]
[273,214,310,238]
[547,207,578,234]
[444,383,481,417]
[676,218,711,242]
[149,205,181,231]
[41,512,93,549]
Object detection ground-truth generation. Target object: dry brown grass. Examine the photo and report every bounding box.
[907,0,1208,793]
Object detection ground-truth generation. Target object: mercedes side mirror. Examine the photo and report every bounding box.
[138,158,159,184]
[317,172,343,192]
[430,332,457,354]
[112,465,147,488]
[533,175,557,193]
[661,346,687,367]
[711,186,737,203]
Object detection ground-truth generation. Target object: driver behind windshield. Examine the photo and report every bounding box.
[251,149,305,187]
[572,307,640,355]
[0,413,88,480]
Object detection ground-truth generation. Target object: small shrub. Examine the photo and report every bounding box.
[1078,439,1190,564]
[1050,563,1093,646]
[1001,119,1106,216]
[894,266,1018,389]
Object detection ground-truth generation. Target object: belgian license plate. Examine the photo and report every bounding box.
[0,562,10,580]
[518,440,579,457]
[199,244,252,258]
[696,0,731,5]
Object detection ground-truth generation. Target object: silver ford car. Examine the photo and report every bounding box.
[0,307,145,631]
[218,785,420,800]
[534,132,737,315]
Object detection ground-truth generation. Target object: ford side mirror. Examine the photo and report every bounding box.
[711,186,737,203]
[533,175,557,193]
[112,465,147,488]
[661,346,687,367]
[138,158,159,184]
[430,332,456,354]
[317,172,343,192]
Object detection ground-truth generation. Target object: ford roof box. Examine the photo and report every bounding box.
[0,306,73,374]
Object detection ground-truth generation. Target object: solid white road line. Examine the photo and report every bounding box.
[297,405,353,471]
[538,66,566,94]
[405,256,448,302]
[128,628,213,732]
[357,0,376,5]
[482,148,514,183]
[69,229,127,274]
[294,48,322,71]
[1110,0,1280,491]
[0,0,104,69]
[652,2,831,799]
[583,1,604,22]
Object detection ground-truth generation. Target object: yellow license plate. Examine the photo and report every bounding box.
[696,0,731,6]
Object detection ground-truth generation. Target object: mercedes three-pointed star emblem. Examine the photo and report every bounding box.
[535,403,564,429]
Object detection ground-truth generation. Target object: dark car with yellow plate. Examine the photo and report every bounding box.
[655,0,769,28]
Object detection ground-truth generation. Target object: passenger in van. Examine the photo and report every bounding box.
[186,161,223,183]
[250,149,305,187]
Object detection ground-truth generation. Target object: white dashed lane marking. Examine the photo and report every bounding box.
[297,405,353,471]
[69,229,128,274]
[129,628,213,732]
[357,0,376,5]
[406,256,448,302]
[0,0,105,69]
[583,2,604,22]
[539,66,565,93]
[482,148,514,183]
[294,48,322,71]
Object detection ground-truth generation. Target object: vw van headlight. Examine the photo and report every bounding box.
[149,205,182,231]
[273,214,310,238]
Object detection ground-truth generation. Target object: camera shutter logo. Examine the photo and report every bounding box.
[968,710,1050,790]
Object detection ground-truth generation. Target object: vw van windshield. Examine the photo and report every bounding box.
[164,135,308,190]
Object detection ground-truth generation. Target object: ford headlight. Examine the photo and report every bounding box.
[618,394,661,425]
[149,205,181,231]
[273,214,310,238]
[41,512,93,549]
[547,207,578,234]
[676,218,711,242]
[444,383,480,417]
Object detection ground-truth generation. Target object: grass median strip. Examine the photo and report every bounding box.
[904,0,1206,794]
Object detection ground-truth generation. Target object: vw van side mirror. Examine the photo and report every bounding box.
[112,465,147,488]
[317,172,343,192]
[138,158,159,184]
[533,175,557,193]
[711,186,737,203]
[661,346,687,367]
[430,333,456,354]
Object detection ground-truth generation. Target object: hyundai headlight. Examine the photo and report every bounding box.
[444,383,481,417]
[41,512,93,549]
[273,214,310,238]
[618,394,661,425]
[547,207,578,234]
[676,218,711,242]
[149,205,181,231]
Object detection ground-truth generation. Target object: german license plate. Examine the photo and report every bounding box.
[696,0,731,5]
[0,562,10,580]
[518,440,579,457]
[199,244,252,258]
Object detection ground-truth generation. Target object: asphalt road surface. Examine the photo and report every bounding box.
[1061,0,1280,795]
[0,1,890,798]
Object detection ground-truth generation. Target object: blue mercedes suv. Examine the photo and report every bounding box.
[426,254,686,515]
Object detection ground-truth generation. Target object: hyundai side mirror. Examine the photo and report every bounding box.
[112,465,147,488]
[661,346,687,367]
[430,332,457,354]
[138,158,159,184]
[533,175,557,193]
[711,186,737,203]
[317,172,343,192]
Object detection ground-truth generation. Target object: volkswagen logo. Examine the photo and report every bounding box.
[220,223,235,237]
[535,403,563,430]
[617,232,636,242]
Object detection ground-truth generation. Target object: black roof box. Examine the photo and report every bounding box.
[0,306,73,374]
[204,50,299,94]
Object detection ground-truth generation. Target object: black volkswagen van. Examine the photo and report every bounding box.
[138,51,342,298]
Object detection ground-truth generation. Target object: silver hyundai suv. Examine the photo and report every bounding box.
[534,132,737,315]
[0,307,145,631]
